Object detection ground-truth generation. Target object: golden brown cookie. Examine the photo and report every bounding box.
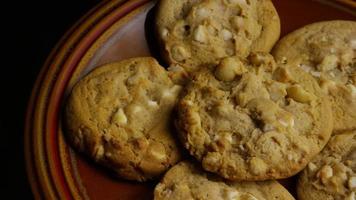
[176,53,333,181]
[297,130,356,200]
[154,161,295,200]
[65,57,182,181]
[155,0,281,73]
[272,20,356,133]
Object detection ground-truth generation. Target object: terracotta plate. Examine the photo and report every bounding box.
[25,0,356,199]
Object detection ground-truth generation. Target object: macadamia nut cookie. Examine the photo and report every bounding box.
[176,53,333,181]
[154,161,295,200]
[65,57,182,181]
[272,21,356,133]
[155,0,280,73]
[297,130,356,200]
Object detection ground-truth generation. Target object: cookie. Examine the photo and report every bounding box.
[272,20,356,133]
[65,57,182,181]
[154,161,295,200]
[155,0,280,73]
[297,130,356,200]
[176,53,333,181]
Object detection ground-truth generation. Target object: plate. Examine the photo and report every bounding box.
[25,0,356,199]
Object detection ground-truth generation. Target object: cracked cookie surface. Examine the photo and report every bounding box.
[65,57,182,181]
[176,53,333,181]
[155,0,280,73]
[297,130,356,200]
[272,21,356,133]
[154,161,295,200]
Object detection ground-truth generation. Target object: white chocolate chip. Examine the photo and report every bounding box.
[287,154,293,161]
[224,134,233,143]
[278,111,294,128]
[225,190,238,199]
[186,100,194,106]
[162,85,182,99]
[161,187,173,198]
[268,82,287,101]
[113,108,127,125]
[249,157,268,175]
[310,71,321,77]
[213,134,220,142]
[150,148,166,161]
[104,152,113,158]
[287,85,315,103]
[171,45,190,61]
[225,191,258,200]
[103,133,112,142]
[308,162,318,172]
[131,105,142,114]
[127,72,142,85]
[147,100,159,108]
[168,64,185,72]
[196,7,209,19]
[347,192,355,200]
[299,64,312,73]
[194,25,208,43]
[279,118,294,127]
[244,195,258,200]
[221,29,233,41]
[239,144,245,151]
[349,176,356,189]
[161,28,169,39]
[350,39,356,49]
[317,165,333,180]
[203,152,221,169]
[263,123,275,132]
[317,55,338,72]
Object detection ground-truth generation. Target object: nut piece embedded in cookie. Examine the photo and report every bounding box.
[249,157,268,175]
[215,57,246,81]
[112,108,127,125]
[317,55,338,72]
[274,67,292,83]
[171,45,190,62]
[317,165,333,184]
[287,85,315,103]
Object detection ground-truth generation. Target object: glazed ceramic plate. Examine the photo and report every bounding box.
[25,0,355,199]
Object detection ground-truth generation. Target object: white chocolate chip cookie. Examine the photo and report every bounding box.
[154,161,295,200]
[176,53,333,181]
[272,20,356,133]
[155,0,280,73]
[65,57,182,181]
[297,130,356,200]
